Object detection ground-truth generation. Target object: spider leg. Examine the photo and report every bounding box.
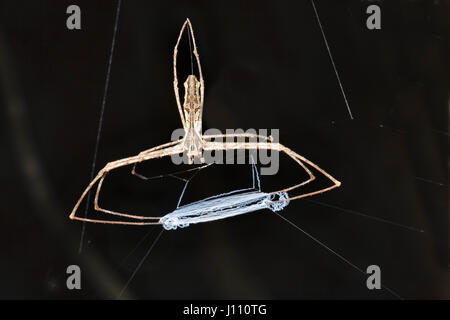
[130,139,183,178]
[173,19,204,129]
[69,144,183,225]
[273,144,341,202]
[93,172,163,221]
[203,140,340,203]
[204,140,315,183]
[202,133,273,143]
[184,19,204,114]
[138,139,183,154]
[173,20,188,129]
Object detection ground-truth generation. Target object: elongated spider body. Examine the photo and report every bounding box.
[69,18,341,226]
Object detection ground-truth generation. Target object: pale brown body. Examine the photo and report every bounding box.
[182,75,203,163]
[69,18,341,225]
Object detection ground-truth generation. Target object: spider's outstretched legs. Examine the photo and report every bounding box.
[274,144,341,202]
[203,140,340,203]
[130,139,183,179]
[202,133,274,143]
[204,140,315,182]
[70,144,183,225]
[173,18,204,129]
[93,172,163,221]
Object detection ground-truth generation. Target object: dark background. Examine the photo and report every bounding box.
[0,0,448,299]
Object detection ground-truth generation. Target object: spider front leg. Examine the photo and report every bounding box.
[69,145,183,225]
[130,139,184,179]
[173,19,205,129]
[94,172,165,224]
[70,165,162,225]
[273,144,341,202]
[203,140,340,203]
[93,171,164,221]
[202,133,274,143]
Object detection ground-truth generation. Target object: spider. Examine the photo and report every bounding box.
[69,18,341,226]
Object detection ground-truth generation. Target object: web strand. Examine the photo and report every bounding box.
[78,0,122,254]
[116,229,156,271]
[274,212,403,299]
[311,0,354,119]
[304,199,425,233]
[117,229,164,299]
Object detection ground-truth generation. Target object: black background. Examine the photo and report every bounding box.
[0,0,448,299]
